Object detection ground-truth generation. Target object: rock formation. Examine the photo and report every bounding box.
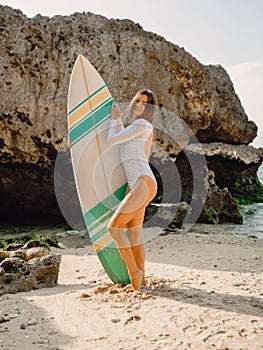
[0,233,61,295]
[185,142,263,205]
[0,5,262,226]
[0,254,61,296]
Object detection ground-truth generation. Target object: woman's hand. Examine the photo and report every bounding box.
[111,102,121,120]
[67,136,72,148]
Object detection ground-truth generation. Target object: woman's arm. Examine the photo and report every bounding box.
[107,118,151,145]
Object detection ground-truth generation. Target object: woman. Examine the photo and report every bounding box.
[107,89,158,291]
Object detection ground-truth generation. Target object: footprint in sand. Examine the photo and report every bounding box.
[124,315,141,325]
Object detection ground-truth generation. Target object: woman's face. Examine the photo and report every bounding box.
[132,94,149,118]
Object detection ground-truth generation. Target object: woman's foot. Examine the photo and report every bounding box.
[131,269,143,291]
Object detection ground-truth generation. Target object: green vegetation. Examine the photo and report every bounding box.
[0,232,59,251]
[198,207,243,225]
[233,176,263,205]
[199,209,217,224]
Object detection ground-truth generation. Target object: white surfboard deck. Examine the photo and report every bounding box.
[67,54,130,284]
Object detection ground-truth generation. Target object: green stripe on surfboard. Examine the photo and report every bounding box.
[97,246,130,285]
[71,113,109,147]
[90,225,108,244]
[88,211,113,237]
[69,96,112,133]
[84,183,130,285]
[69,98,112,145]
[84,183,127,228]
[68,84,106,116]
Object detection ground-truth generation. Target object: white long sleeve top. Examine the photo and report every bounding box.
[107,117,157,191]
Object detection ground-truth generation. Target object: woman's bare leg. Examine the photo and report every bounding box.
[131,243,146,285]
[108,176,157,291]
[107,226,143,291]
[128,209,146,285]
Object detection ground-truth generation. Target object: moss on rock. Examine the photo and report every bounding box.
[233,175,263,205]
[200,209,218,224]
[0,232,59,252]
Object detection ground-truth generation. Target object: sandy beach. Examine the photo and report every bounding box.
[0,230,262,350]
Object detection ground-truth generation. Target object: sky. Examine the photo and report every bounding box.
[1,0,262,146]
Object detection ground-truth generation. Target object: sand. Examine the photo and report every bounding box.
[0,231,262,350]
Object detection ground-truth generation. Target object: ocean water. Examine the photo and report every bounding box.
[190,164,263,239]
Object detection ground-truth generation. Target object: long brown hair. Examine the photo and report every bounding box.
[129,90,158,123]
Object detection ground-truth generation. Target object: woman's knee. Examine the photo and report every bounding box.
[107,216,125,239]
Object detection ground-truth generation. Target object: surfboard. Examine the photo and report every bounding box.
[67,54,130,285]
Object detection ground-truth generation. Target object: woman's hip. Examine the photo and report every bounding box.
[133,175,157,205]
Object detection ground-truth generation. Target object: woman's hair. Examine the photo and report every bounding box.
[129,89,158,123]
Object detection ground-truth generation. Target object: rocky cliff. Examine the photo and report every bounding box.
[0,5,262,225]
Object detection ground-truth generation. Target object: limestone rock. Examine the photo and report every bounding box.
[185,143,263,204]
[172,202,192,227]
[145,201,191,229]
[28,254,61,289]
[185,142,263,165]
[0,250,10,261]
[171,145,248,224]
[0,257,27,274]
[198,65,258,144]
[0,254,61,296]
[0,5,261,224]
[198,170,243,224]
[10,246,50,261]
